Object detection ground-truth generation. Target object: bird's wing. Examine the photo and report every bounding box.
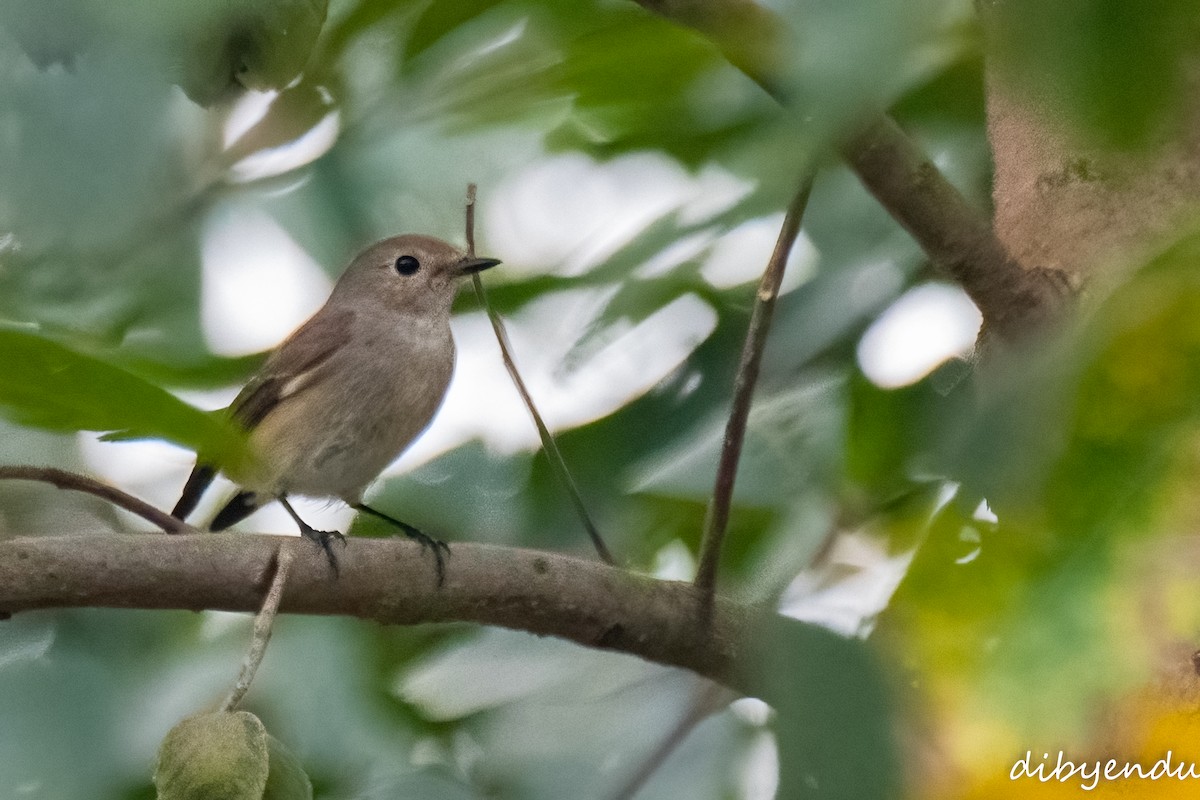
[170,308,355,521]
[229,307,355,429]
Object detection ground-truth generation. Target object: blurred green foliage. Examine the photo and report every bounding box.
[0,328,248,467]
[984,0,1200,149]
[0,0,1197,797]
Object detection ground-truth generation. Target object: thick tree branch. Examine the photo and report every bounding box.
[630,0,1075,340]
[0,533,763,688]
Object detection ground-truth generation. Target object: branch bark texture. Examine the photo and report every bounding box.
[631,0,1074,341]
[983,10,1200,290]
[839,116,1074,340]
[0,533,758,687]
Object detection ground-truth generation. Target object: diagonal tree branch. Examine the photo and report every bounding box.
[606,680,734,800]
[839,116,1074,340]
[694,178,813,597]
[630,0,1075,341]
[0,465,195,534]
[0,533,767,688]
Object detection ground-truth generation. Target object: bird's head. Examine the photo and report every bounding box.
[332,234,501,316]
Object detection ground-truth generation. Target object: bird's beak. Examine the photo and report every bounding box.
[458,256,502,275]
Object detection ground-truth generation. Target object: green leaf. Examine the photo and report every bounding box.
[262,735,313,800]
[404,0,509,61]
[985,0,1200,149]
[548,9,764,166]
[173,0,330,105]
[883,227,1200,738]
[155,712,269,800]
[740,617,902,800]
[0,328,247,465]
[845,365,968,497]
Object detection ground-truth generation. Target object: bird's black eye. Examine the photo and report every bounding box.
[395,255,420,276]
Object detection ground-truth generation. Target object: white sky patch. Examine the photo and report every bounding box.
[678,162,756,225]
[973,498,998,523]
[651,540,696,582]
[780,483,959,636]
[699,214,818,291]
[856,282,981,388]
[484,152,754,278]
[779,531,915,638]
[740,730,780,800]
[730,697,772,727]
[175,386,241,411]
[200,207,333,356]
[955,526,982,565]
[79,388,234,526]
[230,110,341,183]
[222,87,341,182]
[391,290,717,469]
[79,430,352,534]
[223,90,278,146]
[78,435,194,509]
[635,231,715,279]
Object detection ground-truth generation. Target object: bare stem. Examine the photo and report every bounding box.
[464,184,615,564]
[0,465,194,535]
[605,680,734,800]
[466,183,478,255]
[221,543,295,711]
[694,178,813,596]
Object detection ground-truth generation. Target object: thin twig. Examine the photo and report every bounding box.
[606,680,733,800]
[465,183,478,255]
[465,184,615,565]
[0,465,194,534]
[221,543,295,711]
[694,178,813,597]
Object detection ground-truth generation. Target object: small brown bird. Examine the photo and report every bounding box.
[171,234,501,581]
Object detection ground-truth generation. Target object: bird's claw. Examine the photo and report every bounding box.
[299,526,347,575]
[398,525,449,587]
[351,504,449,587]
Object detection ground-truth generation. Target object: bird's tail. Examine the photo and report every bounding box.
[171,465,215,520]
[210,491,265,530]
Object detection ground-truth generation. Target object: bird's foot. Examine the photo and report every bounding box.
[352,503,450,587]
[394,523,449,587]
[298,524,347,575]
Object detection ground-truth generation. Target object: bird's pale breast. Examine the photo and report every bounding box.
[244,314,455,501]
